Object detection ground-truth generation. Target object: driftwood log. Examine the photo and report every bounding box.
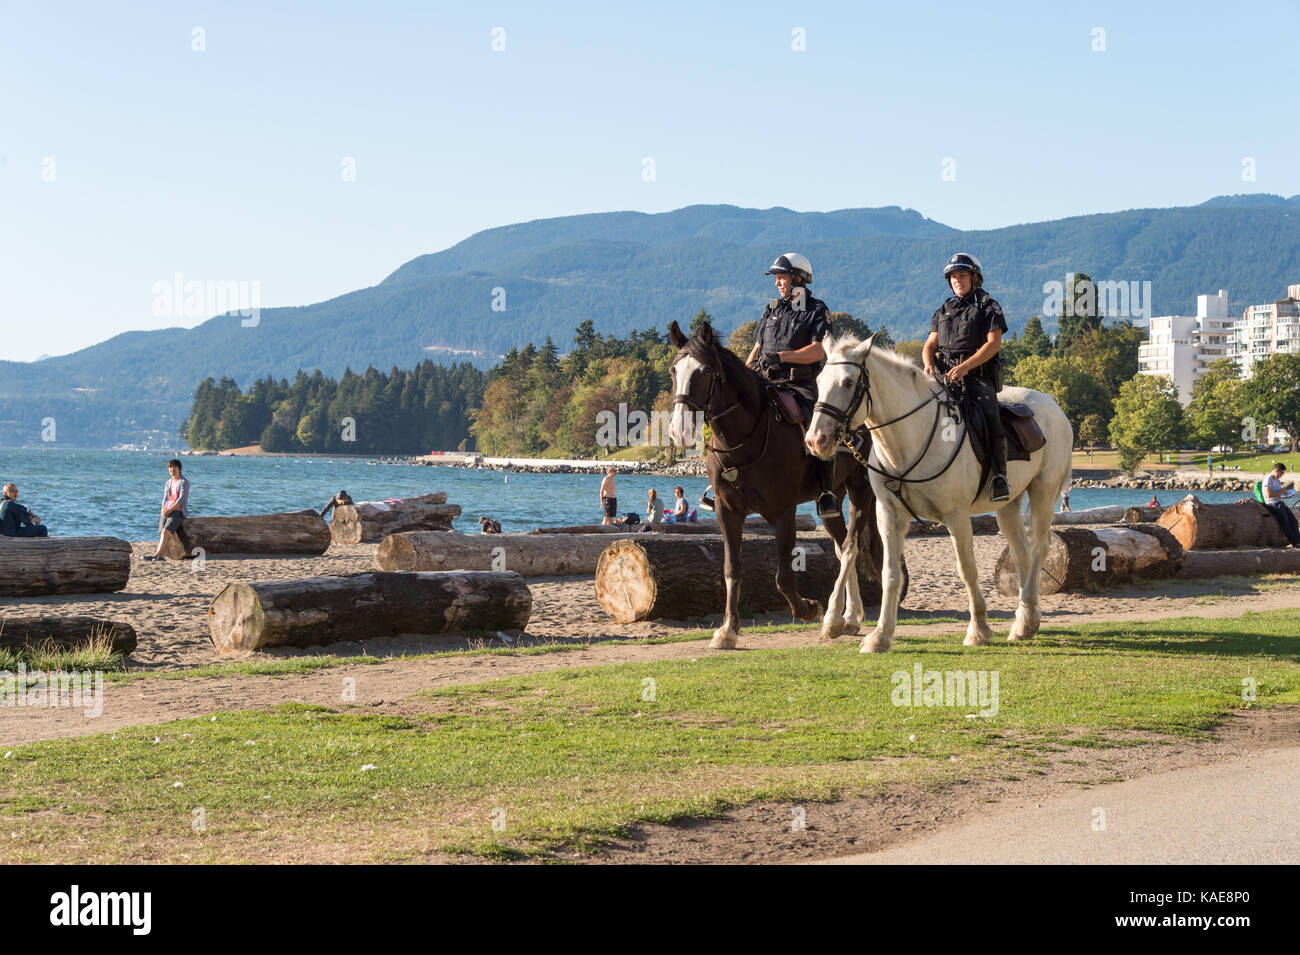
[377,531,633,576]
[907,515,1000,537]
[593,536,906,623]
[162,510,331,559]
[329,492,461,544]
[1183,548,1300,578]
[993,524,1184,596]
[207,571,532,652]
[0,616,138,656]
[533,514,816,535]
[1050,505,1125,525]
[1123,506,1164,524]
[1157,495,1287,550]
[0,537,131,596]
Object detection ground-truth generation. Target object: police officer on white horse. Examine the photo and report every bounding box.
[744,252,839,518]
[922,252,1011,502]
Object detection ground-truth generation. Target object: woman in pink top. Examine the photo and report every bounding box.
[144,459,190,561]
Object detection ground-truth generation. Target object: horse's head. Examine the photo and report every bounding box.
[667,319,731,446]
[806,332,876,459]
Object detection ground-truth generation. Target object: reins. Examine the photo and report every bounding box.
[673,351,775,480]
[814,342,969,522]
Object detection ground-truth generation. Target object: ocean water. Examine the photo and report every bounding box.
[0,448,1254,542]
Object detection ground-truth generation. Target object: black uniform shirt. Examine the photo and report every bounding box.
[930,289,1008,359]
[754,290,831,375]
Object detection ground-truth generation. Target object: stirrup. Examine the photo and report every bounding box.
[990,474,1010,502]
[697,485,715,511]
[816,491,840,519]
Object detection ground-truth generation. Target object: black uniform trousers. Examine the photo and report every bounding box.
[964,373,1007,477]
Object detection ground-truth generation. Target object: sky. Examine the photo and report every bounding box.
[2,0,1298,362]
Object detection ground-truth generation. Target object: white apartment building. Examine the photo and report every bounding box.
[1137,289,1233,404]
[1231,284,1300,376]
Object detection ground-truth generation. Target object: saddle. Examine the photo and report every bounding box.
[770,385,805,425]
[962,393,1046,500]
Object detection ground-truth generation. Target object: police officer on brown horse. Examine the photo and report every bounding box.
[922,252,1011,502]
[744,252,839,518]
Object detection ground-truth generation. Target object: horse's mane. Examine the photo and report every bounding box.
[827,335,926,379]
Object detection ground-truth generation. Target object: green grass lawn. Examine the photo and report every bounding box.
[2,608,1297,863]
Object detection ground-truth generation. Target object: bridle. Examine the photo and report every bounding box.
[672,349,774,481]
[812,341,968,521]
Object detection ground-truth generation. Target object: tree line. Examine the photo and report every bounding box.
[180,362,484,454]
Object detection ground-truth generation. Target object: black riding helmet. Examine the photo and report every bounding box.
[943,252,983,288]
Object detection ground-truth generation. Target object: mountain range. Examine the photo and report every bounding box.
[2,194,1299,447]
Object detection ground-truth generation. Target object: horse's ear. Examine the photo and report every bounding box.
[855,332,877,359]
[822,332,837,357]
[668,321,686,348]
[699,322,714,345]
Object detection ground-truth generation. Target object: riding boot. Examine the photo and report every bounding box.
[816,456,840,518]
[990,433,1010,502]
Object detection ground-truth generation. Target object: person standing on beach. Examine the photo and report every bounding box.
[600,468,618,525]
[144,459,190,561]
[0,484,48,537]
[1059,480,1073,512]
[1263,463,1300,548]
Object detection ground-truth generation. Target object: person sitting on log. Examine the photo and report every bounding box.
[0,483,49,537]
[143,459,189,561]
[1263,463,1300,549]
[479,516,502,534]
[319,490,354,519]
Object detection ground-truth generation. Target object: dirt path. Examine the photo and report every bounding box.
[4,587,1296,748]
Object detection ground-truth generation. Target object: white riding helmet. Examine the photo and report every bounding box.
[765,252,813,285]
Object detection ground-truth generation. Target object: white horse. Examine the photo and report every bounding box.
[805,334,1073,653]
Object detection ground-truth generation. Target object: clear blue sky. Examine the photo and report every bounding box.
[2,0,1297,361]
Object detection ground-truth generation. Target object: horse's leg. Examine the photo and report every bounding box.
[948,513,991,647]
[819,527,856,642]
[773,510,821,622]
[862,493,907,653]
[994,494,1036,642]
[1011,479,1056,643]
[710,502,746,650]
[840,489,866,635]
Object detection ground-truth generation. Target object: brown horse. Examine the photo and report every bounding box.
[666,320,898,649]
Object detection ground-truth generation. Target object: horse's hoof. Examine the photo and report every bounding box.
[963,629,992,647]
[820,618,845,642]
[801,599,824,622]
[842,621,861,636]
[1007,629,1035,643]
[710,629,738,650]
[859,631,892,653]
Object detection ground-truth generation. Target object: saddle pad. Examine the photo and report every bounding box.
[771,387,805,425]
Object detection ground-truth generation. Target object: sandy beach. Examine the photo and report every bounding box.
[3,531,1297,673]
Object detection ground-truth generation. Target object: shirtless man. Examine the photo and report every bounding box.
[599,468,617,525]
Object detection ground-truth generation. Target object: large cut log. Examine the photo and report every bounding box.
[0,537,131,596]
[207,571,532,652]
[1157,495,1287,550]
[1050,505,1125,525]
[993,524,1184,596]
[533,514,816,535]
[907,515,1000,537]
[376,532,632,576]
[329,493,461,544]
[593,536,907,623]
[0,616,137,656]
[1183,548,1300,578]
[162,510,331,559]
[1123,506,1164,524]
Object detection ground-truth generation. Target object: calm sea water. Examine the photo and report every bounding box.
[0,448,1252,541]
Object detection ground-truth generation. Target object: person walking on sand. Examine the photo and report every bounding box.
[599,468,618,525]
[0,483,49,537]
[1262,463,1300,548]
[1059,480,1073,513]
[144,459,190,561]
[646,488,662,525]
